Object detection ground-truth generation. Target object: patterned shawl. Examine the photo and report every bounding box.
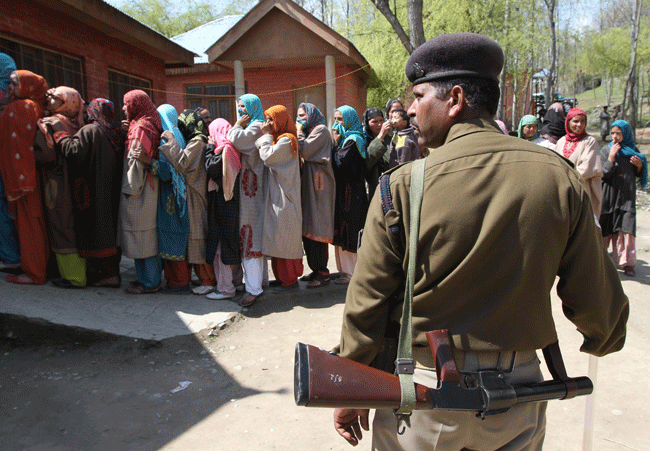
[158,104,188,217]
[333,105,367,158]
[362,107,384,144]
[0,53,16,94]
[124,89,162,159]
[86,98,125,150]
[209,118,241,201]
[610,120,647,188]
[265,105,298,159]
[517,115,539,140]
[237,94,264,128]
[297,102,326,136]
[178,109,208,144]
[0,70,48,200]
[38,86,84,149]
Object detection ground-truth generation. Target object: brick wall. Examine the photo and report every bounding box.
[0,1,167,106]
[167,63,368,122]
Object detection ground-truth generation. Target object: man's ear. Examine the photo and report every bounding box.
[448,85,466,119]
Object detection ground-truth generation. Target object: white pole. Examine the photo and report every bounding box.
[325,55,336,129]
[582,355,598,451]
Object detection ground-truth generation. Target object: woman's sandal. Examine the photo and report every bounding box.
[307,272,331,289]
[299,272,317,282]
[125,284,160,294]
[333,276,351,285]
[240,293,260,307]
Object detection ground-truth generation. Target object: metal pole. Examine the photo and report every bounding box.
[582,355,598,451]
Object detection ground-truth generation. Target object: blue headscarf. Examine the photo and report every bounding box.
[238,94,264,128]
[157,104,188,217]
[610,120,647,188]
[0,53,16,93]
[333,105,367,159]
[297,102,326,136]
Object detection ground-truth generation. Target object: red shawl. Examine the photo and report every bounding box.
[562,108,588,158]
[123,90,162,190]
[0,70,48,201]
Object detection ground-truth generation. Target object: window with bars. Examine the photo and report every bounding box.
[185,84,238,124]
[108,70,152,122]
[0,36,84,97]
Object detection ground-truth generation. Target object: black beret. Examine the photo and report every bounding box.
[405,33,504,85]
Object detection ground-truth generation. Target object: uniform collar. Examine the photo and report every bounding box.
[443,117,502,146]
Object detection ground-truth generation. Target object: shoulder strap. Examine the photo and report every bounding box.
[395,158,426,415]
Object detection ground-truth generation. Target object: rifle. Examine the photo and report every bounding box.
[294,329,593,418]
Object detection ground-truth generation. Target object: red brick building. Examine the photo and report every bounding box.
[167,0,371,126]
[0,0,194,120]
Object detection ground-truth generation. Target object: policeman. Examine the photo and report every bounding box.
[333,33,628,450]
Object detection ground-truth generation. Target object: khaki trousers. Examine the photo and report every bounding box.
[372,348,547,451]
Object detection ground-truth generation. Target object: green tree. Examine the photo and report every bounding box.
[115,0,219,37]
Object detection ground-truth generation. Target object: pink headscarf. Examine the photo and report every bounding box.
[208,118,241,201]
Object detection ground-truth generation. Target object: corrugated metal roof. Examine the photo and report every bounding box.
[172,15,243,64]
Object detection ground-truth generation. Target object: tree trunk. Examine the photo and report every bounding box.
[407,0,425,50]
[623,0,642,134]
[543,0,557,110]
[498,0,510,121]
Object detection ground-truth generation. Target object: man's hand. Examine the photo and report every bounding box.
[333,408,369,446]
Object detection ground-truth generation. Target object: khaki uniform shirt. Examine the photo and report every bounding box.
[339,118,628,365]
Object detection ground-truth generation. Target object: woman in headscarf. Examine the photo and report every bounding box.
[153,104,191,292]
[120,89,162,294]
[54,98,125,287]
[331,105,369,285]
[258,105,303,296]
[0,70,49,284]
[363,107,392,200]
[204,118,243,300]
[228,94,267,306]
[600,120,648,277]
[0,54,20,271]
[296,102,335,289]
[384,98,404,119]
[517,114,554,149]
[554,108,603,218]
[539,102,566,145]
[134,108,214,293]
[168,110,214,292]
[35,86,86,288]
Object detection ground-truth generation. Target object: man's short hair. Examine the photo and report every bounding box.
[430,78,501,117]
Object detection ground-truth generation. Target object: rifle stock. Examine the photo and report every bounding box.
[294,342,431,409]
[295,329,593,417]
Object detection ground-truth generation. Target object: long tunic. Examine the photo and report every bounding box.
[205,143,241,265]
[339,118,628,366]
[159,137,208,264]
[555,135,603,218]
[332,139,368,252]
[228,122,264,258]
[257,134,303,259]
[34,125,76,254]
[57,123,123,255]
[298,124,335,243]
[600,149,641,236]
[119,141,158,259]
[150,153,189,261]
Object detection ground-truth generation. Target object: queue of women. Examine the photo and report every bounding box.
[0,54,425,307]
[516,103,648,276]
